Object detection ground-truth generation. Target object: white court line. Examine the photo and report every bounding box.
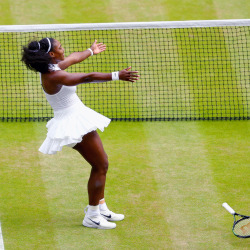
[0,222,4,250]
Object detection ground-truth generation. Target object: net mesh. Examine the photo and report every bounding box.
[0,22,249,121]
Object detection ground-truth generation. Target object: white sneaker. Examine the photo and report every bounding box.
[100,209,125,222]
[83,206,116,229]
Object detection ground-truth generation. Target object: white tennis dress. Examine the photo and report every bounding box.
[39,64,111,155]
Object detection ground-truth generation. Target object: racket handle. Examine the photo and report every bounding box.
[222,202,235,215]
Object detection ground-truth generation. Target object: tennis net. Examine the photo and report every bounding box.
[0,20,249,121]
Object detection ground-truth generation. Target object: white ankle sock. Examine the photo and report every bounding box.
[88,205,100,217]
[99,199,108,211]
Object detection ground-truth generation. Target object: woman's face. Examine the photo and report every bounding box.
[50,40,65,61]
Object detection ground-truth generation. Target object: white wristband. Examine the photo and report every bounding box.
[87,48,94,56]
[112,71,119,80]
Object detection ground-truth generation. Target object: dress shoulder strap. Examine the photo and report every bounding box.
[48,64,61,72]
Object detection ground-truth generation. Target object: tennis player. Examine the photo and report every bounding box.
[21,37,139,229]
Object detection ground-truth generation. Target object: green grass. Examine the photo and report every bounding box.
[0,0,249,24]
[0,0,250,249]
[0,121,249,249]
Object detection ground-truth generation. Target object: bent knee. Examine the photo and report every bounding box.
[92,158,109,174]
[103,159,109,173]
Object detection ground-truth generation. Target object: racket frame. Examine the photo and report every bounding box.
[222,202,250,238]
[232,214,250,238]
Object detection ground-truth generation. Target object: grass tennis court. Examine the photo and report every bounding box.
[0,121,249,249]
[0,0,250,249]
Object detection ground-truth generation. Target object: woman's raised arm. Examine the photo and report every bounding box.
[58,40,106,70]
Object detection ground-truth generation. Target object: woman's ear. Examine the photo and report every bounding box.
[49,51,55,57]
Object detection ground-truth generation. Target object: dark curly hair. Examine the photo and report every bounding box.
[21,37,55,73]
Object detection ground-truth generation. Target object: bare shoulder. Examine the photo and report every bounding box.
[43,70,89,87]
[57,60,67,70]
[58,57,74,70]
[43,70,68,82]
[41,71,67,94]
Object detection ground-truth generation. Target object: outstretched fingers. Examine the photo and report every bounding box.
[91,40,106,54]
[125,70,140,82]
[128,74,140,82]
[125,66,132,71]
[97,43,106,52]
[118,67,140,82]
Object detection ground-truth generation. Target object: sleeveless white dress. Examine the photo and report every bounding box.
[39,64,111,155]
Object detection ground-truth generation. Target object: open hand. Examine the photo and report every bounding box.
[90,40,106,55]
[119,66,140,82]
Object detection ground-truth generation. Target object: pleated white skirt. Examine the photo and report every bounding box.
[39,100,111,155]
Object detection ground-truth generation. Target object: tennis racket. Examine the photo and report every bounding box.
[222,202,250,238]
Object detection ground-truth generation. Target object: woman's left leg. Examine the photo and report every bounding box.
[73,131,108,205]
[73,130,124,229]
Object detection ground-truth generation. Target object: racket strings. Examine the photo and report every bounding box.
[233,218,250,237]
